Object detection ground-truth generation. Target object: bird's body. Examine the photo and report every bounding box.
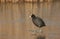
[31,14,46,28]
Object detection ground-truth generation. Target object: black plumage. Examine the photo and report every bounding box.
[31,14,46,28]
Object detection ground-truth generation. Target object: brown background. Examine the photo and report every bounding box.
[0,0,60,39]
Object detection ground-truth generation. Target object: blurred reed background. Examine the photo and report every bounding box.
[0,0,54,3]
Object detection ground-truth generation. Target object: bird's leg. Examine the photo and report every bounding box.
[39,29,41,33]
[38,28,43,35]
[37,29,46,39]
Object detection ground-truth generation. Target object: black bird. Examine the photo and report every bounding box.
[31,14,46,28]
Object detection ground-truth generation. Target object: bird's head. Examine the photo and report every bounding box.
[29,14,36,19]
[31,14,35,18]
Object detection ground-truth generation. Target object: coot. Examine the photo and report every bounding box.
[31,14,46,28]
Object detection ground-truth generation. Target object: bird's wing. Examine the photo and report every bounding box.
[37,17,46,26]
[32,17,45,27]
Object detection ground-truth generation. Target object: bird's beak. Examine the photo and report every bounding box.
[29,16,31,18]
